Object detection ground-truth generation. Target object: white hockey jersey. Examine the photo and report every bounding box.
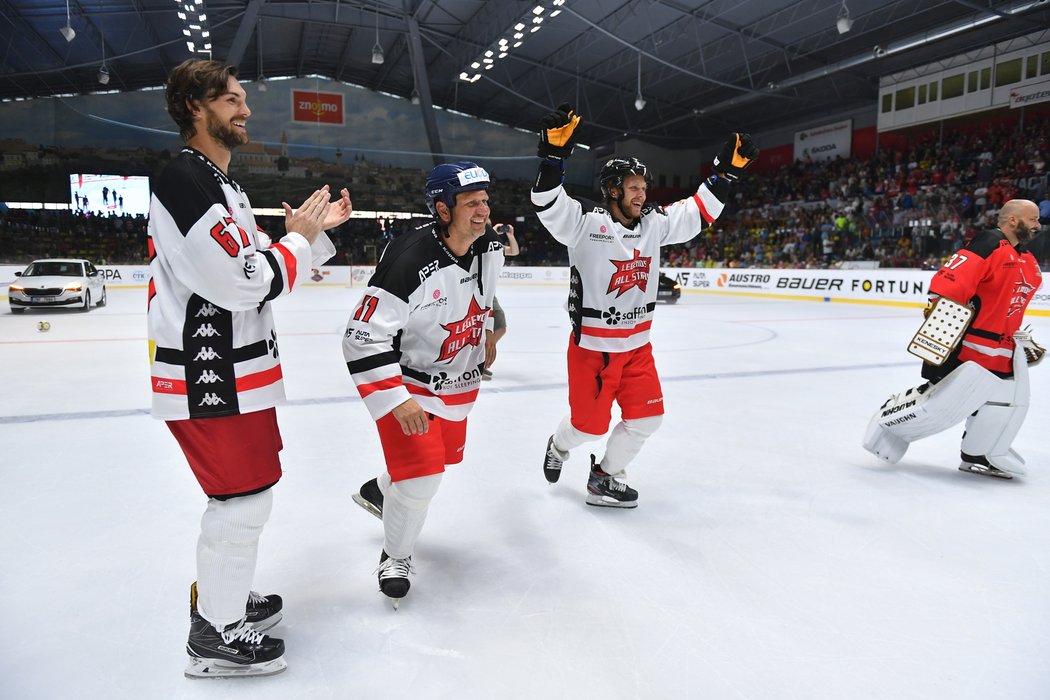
[147,148,334,420]
[531,164,725,352]
[343,224,504,422]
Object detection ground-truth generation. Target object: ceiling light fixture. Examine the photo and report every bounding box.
[634,54,645,111]
[836,1,853,34]
[98,20,109,85]
[459,1,570,83]
[371,6,384,65]
[256,19,267,90]
[60,0,75,42]
[410,88,420,105]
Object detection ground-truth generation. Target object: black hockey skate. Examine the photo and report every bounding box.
[185,610,286,679]
[958,453,1014,480]
[377,550,413,609]
[352,478,384,520]
[586,455,638,508]
[543,435,565,484]
[190,581,283,632]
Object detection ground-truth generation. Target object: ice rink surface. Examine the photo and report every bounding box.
[2,282,1050,700]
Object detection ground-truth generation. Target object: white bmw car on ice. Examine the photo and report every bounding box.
[8,258,107,314]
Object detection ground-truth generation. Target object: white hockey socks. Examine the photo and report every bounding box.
[383,473,442,559]
[552,415,603,456]
[600,415,662,477]
[196,488,273,630]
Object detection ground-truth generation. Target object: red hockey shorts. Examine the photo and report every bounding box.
[376,412,467,482]
[166,407,283,498]
[567,335,664,436]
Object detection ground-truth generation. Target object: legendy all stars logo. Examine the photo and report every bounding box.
[606,249,651,297]
[436,296,489,363]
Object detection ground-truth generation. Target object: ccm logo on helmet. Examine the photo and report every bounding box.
[457,168,489,185]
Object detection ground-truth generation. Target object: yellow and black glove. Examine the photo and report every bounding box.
[713,132,759,181]
[537,103,581,160]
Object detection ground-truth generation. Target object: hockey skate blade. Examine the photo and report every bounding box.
[351,493,383,520]
[958,462,1014,480]
[585,495,638,509]
[184,654,287,679]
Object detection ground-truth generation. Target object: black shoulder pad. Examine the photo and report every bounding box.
[964,229,1005,259]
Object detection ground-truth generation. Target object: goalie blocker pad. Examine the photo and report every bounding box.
[862,361,1002,463]
[908,297,973,365]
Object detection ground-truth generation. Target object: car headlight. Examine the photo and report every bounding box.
[64,284,83,291]
[9,285,24,292]
[673,284,681,290]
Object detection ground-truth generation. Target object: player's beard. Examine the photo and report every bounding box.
[205,108,248,150]
[1014,220,1037,244]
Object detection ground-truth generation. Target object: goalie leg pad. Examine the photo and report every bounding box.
[862,362,1002,461]
[383,473,442,559]
[960,391,1029,476]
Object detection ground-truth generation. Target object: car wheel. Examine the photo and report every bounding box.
[11,307,25,314]
[80,290,91,312]
[98,286,107,307]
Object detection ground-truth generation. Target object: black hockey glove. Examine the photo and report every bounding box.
[713,133,759,181]
[537,103,581,160]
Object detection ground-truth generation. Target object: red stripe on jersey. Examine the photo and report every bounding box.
[236,365,284,392]
[406,383,480,406]
[147,278,156,309]
[271,242,297,290]
[693,193,714,224]
[581,320,653,338]
[358,376,404,398]
[152,376,187,394]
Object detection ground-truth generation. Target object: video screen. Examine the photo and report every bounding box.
[69,174,151,217]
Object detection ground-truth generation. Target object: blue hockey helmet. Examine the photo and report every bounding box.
[424,161,491,217]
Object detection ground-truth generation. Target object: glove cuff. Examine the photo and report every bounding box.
[537,142,572,160]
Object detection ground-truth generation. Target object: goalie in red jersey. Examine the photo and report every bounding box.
[863,199,1044,479]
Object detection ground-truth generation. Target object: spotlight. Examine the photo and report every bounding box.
[371,43,385,65]
[836,1,853,34]
[257,78,267,92]
[98,66,110,85]
[634,96,646,111]
[61,0,75,42]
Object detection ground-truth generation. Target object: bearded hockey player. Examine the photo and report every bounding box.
[863,199,1044,479]
[531,103,759,507]
[344,162,504,607]
[148,59,350,678]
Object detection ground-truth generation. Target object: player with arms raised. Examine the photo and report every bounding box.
[532,103,758,507]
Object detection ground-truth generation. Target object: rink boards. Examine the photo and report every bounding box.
[3,264,1049,314]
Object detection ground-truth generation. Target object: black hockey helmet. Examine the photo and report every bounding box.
[599,157,652,200]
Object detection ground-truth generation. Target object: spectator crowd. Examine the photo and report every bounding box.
[2,111,1048,271]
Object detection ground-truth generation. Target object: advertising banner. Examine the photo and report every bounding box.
[3,265,1047,315]
[291,89,345,125]
[1009,79,1050,109]
[794,119,852,163]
